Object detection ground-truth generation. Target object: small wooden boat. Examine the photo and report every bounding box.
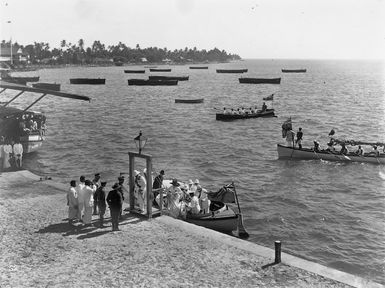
[263,94,274,101]
[127,79,178,86]
[189,66,208,69]
[149,68,172,72]
[32,82,61,91]
[239,77,281,84]
[2,75,40,84]
[124,69,146,74]
[282,69,306,73]
[149,75,189,81]
[175,98,204,104]
[185,201,238,233]
[216,69,247,73]
[276,144,385,164]
[216,109,275,121]
[70,78,105,85]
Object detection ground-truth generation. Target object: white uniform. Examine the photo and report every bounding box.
[2,144,12,169]
[83,185,96,224]
[76,183,85,220]
[67,186,78,220]
[188,196,201,214]
[13,143,23,167]
[135,175,147,211]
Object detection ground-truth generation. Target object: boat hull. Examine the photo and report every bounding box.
[20,134,44,153]
[216,109,275,121]
[282,69,306,73]
[124,70,145,73]
[32,83,61,91]
[149,75,189,81]
[70,78,105,85]
[239,78,281,84]
[277,144,385,164]
[216,69,247,73]
[128,79,178,86]
[189,66,208,69]
[175,99,204,103]
[185,209,238,233]
[149,68,171,72]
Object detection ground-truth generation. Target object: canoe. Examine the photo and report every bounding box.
[276,144,385,164]
[216,108,275,121]
[239,77,281,84]
[175,98,204,104]
[149,75,189,81]
[185,201,238,233]
[189,66,208,69]
[216,69,247,73]
[124,70,146,74]
[149,68,171,72]
[32,83,61,91]
[70,78,105,85]
[127,79,178,86]
[282,69,306,73]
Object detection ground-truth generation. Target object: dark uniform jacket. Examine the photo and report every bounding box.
[106,189,123,208]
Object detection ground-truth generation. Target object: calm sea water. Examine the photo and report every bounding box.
[8,59,385,284]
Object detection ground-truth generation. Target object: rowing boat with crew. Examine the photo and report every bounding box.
[277,144,385,164]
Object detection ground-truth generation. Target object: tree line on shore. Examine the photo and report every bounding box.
[1,39,241,65]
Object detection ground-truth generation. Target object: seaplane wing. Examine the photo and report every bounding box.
[0,82,91,102]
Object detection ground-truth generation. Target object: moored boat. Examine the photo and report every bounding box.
[149,75,189,81]
[32,82,61,91]
[70,78,105,85]
[189,66,208,69]
[124,70,146,74]
[185,201,238,233]
[239,77,281,84]
[282,69,306,73]
[216,69,247,73]
[149,68,172,72]
[127,79,178,86]
[175,98,204,104]
[276,144,385,164]
[216,108,275,121]
[1,74,40,85]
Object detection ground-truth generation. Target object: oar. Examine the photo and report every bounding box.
[232,182,249,239]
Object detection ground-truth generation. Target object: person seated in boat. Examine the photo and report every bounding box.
[249,107,255,114]
[31,120,38,131]
[339,143,348,155]
[313,140,320,152]
[186,191,201,215]
[223,107,229,115]
[368,146,380,157]
[230,108,235,115]
[239,107,246,115]
[326,141,336,153]
[187,179,194,193]
[354,145,363,156]
[262,102,267,111]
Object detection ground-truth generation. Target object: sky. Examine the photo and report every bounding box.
[0,0,384,59]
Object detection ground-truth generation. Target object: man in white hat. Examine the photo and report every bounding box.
[191,179,199,195]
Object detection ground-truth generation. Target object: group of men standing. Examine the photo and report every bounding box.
[67,173,126,231]
[0,138,24,171]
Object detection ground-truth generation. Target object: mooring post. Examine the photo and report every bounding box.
[274,241,281,264]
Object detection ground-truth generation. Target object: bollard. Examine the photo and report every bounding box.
[274,241,281,264]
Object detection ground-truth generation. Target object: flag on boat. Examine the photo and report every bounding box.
[206,183,236,203]
[263,93,274,101]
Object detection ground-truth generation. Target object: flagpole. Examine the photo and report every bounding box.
[232,181,249,239]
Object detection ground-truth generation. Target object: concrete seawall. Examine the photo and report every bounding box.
[0,170,383,288]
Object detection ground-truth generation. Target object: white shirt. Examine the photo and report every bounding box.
[77,183,86,202]
[83,185,96,207]
[67,187,78,207]
[13,143,23,155]
[188,196,201,214]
